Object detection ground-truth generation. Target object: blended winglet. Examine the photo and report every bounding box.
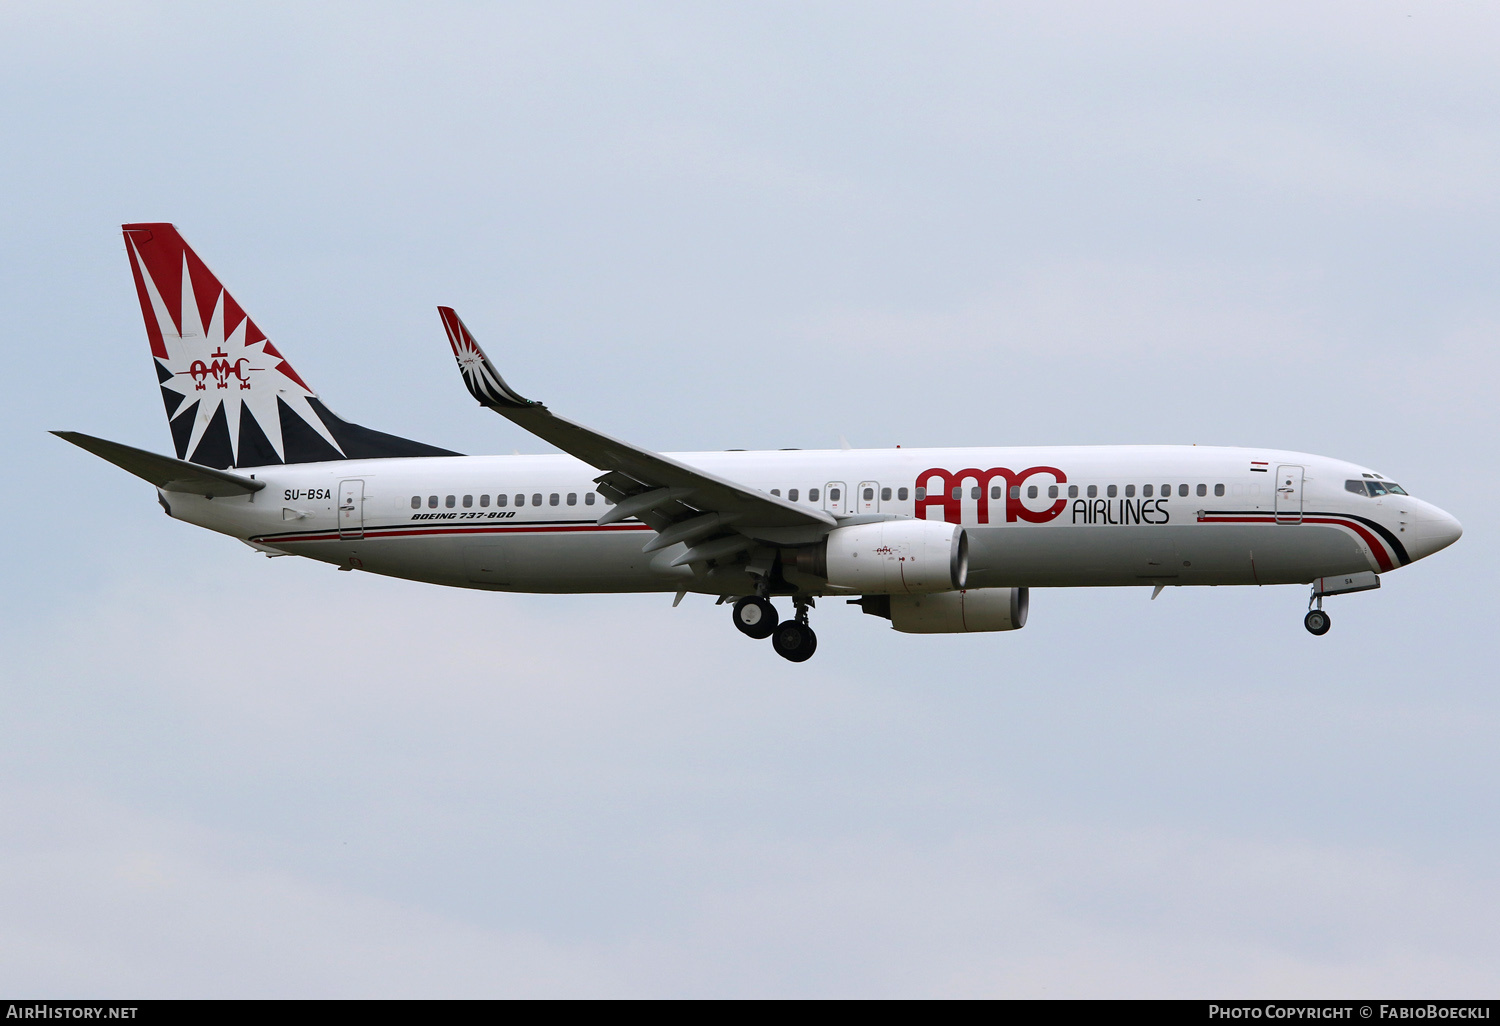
[437,307,540,410]
[432,310,837,537]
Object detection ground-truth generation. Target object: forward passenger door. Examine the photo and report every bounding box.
[1275,466,1304,525]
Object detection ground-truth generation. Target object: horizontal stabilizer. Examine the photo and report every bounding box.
[52,431,266,496]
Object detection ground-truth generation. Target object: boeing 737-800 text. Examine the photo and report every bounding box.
[56,224,1463,661]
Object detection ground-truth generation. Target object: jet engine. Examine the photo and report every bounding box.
[796,519,967,594]
[885,588,1029,634]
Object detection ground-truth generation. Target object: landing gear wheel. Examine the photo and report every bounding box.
[772,621,818,662]
[1304,609,1331,636]
[733,596,779,639]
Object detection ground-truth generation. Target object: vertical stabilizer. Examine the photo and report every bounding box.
[122,223,456,468]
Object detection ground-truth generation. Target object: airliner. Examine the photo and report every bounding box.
[56,223,1463,662]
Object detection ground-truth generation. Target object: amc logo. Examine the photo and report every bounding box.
[915,467,1068,525]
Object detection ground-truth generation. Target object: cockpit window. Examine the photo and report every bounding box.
[1351,477,1410,497]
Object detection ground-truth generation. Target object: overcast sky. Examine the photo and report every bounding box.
[2,1,1497,997]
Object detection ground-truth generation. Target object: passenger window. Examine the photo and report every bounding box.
[1196,484,1206,497]
[480,494,490,507]
[585,492,596,505]
[771,489,781,496]
[1107,485,1118,498]
[1143,485,1153,497]
[970,487,979,500]
[1048,485,1058,499]
[1179,484,1189,497]
[410,496,421,509]
[1214,484,1225,497]
[515,494,524,506]
[790,488,799,501]
[462,494,473,508]
[567,493,577,505]
[863,487,874,501]
[1087,485,1097,499]
[531,493,542,506]
[809,488,820,502]
[497,494,508,507]
[914,487,924,500]
[1068,485,1078,498]
[445,495,456,508]
[991,486,1002,500]
[1028,485,1039,499]
[830,488,841,501]
[898,487,909,501]
[549,493,560,506]
[1124,485,1135,498]
[952,486,962,500]
[1009,485,1021,500]
[1161,484,1170,496]
[428,495,438,508]
[881,487,892,501]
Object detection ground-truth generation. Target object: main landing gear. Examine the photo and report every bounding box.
[731,595,817,661]
[732,596,778,639]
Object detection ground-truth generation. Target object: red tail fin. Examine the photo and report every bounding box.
[122,223,457,468]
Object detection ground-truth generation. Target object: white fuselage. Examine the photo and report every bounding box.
[161,444,1461,597]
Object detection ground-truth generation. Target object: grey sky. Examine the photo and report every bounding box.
[2,1,1496,996]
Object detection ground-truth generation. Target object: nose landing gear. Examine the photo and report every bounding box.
[730,594,818,660]
[1304,588,1331,636]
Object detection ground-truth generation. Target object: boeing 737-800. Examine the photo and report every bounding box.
[56,223,1463,662]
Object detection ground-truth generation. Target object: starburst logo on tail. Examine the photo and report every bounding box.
[129,235,344,466]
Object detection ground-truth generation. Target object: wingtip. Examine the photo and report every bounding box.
[435,307,543,410]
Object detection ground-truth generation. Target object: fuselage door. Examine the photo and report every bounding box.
[824,481,849,516]
[857,480,880,515]
[338,479,365,539]
[1275,465,1303,524]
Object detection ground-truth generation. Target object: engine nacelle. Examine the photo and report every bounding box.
[889,588,1029,633]
[806,519,968,594]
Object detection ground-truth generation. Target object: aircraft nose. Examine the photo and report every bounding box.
[1412,507,1463,560]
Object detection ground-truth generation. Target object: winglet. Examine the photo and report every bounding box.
[437,307,542,410]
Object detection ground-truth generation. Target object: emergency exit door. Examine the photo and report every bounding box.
[1274,466,1303,524]
[824,482,849,516]
[338,479,365,539]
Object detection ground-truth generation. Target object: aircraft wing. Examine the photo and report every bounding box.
[53,431,267,497]
[437,308,834,560]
